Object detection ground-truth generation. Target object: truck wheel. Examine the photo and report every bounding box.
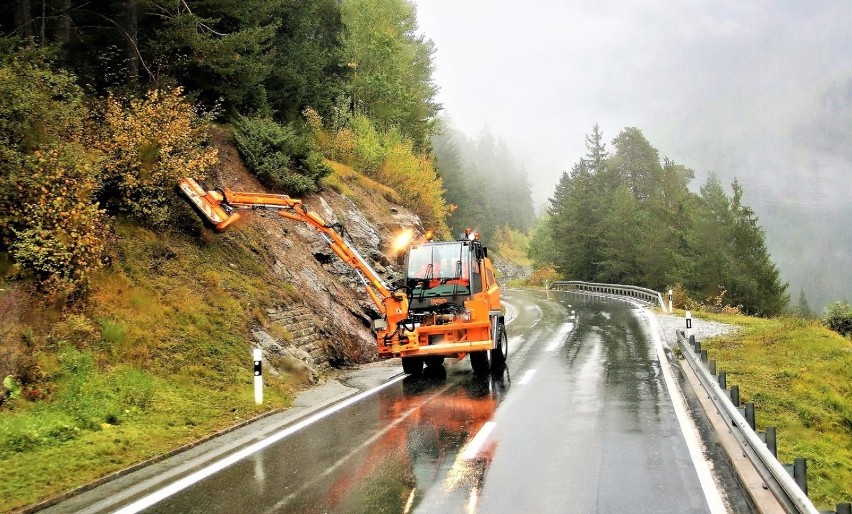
[490,323,507,371]
[402,356,424,375]
[424,356,445,368]
[469,351,491,376]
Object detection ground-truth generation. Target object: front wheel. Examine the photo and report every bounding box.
[401,356,424,375]
[490,323,507,372]
[469,350,491,376]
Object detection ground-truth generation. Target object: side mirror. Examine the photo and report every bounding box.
[482,247,488,259]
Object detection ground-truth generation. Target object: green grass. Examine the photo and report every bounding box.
[699,314,852,508]
[0,222,299,512]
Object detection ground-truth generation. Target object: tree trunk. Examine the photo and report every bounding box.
[57,0,71,44]
[15,0,33,38]
[124,0,139,84]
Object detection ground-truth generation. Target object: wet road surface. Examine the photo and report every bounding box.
[67,289,733,513]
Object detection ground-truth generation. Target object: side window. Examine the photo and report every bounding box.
[470,258,483,293]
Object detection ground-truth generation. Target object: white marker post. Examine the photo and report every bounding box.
[253,348,263,405]
[685,310,693,340]
[668,289,673,313]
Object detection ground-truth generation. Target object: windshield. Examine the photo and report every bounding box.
[406,243,471,297]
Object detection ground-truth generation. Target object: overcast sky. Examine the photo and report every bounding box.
[411,0,852,306]
[412,0,852,208]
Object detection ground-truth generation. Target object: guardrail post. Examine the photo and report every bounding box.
[836,502,851,514]
[689,334,696,350]
[745,402,755,430]
[700,349,708,363]
[718,370,727,389]
[793,458,807,495]
[730,385,740,406]
[668,289,673,312]
[708,359,716,375]
[765,426,777,458]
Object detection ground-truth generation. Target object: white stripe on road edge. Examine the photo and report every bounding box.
[518,369,536,385]
[113,374,408,514]
[461,421,497,460]
[640,306,727,514]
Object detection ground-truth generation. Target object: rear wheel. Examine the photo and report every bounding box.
[424,355,445,368]
[401,356,424,375]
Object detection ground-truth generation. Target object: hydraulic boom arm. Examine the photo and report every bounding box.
[178,177,399,315]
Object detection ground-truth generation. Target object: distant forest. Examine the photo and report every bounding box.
[530,125,789,316]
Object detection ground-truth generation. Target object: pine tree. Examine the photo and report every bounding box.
[797,288,812,317]
[584,123,608,174]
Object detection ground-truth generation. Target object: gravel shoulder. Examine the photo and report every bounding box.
[653,311,739,348]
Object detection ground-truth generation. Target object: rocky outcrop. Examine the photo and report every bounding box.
[209,146,423,372]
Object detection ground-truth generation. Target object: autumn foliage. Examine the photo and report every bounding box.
[0,56,107,294]
[95,88,218,227]
[307,108,450,236]
[0,56,217,293]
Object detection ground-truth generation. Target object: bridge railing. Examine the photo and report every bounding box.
[549,280,667,312]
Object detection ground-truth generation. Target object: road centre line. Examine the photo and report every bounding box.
[545,322,574,352]
[113,374,408,514]
[518,369,537,385]
[461,421,497,460]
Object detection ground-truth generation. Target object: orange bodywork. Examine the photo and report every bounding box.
[178,177,501,362]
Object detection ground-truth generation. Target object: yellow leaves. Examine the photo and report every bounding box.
[93,87,217,227]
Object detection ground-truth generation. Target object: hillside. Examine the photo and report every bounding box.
[0,129,423,511]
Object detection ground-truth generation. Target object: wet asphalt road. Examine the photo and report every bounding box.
[121,288,721,514]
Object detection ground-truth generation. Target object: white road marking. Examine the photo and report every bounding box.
[518,369,537,385]
[461,421,497,460]
[639,305,727,514]
[113,374,408,514]
[545,322,574,352]
[403,488,417,514]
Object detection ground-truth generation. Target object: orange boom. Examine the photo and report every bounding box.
[179,178,506,375]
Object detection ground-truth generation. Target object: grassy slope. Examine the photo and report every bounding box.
[0,221,298,511]
[693,312,852,508]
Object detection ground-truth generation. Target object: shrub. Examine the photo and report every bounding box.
[304,109,450,235]
[823,301,852,337]
[527,265,561,287]
[670,282,700,311]
[96,87,219,228]
[378,132,450,236]
[350,115,386,175]
[233,116,330,196]
[0,55,108,293]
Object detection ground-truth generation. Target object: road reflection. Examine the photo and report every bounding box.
[322,368,509,514]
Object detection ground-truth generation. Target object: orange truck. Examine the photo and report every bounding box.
[178,178,507,375]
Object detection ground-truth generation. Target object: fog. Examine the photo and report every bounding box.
[413,0,852,309]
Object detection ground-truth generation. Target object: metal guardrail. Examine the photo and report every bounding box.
[549,280,667,312]
[676,329,828,514]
